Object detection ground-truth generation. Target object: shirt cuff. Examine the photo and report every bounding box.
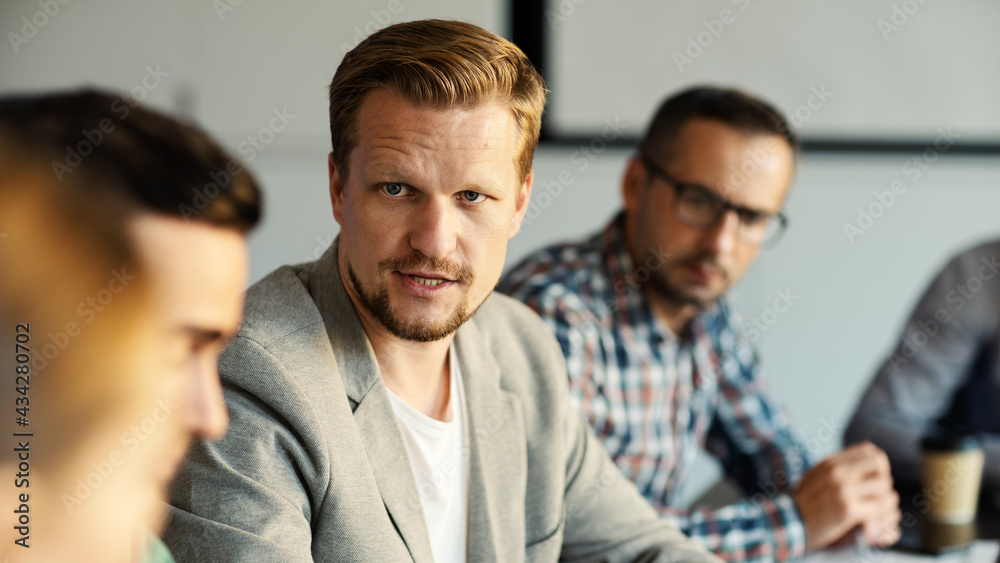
[762,492,807,561]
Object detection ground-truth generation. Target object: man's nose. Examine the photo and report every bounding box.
[182,356,229,442]
[409,196,458,260]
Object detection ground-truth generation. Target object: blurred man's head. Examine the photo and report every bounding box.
[326,20,545,342]
[622,86,797,316]
[0,146,162,562]
[0,89,263,443]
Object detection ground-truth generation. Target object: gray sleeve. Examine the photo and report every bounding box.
[558,388,720,562]
[163,337,321,562]
[845,249,998,485]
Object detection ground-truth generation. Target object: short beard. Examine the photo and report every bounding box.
[643,250,723,309]
[646,270,706,308]
[346,255,480,342]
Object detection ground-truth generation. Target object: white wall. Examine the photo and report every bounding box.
[549,0,1000,141]
[3,0,999,503]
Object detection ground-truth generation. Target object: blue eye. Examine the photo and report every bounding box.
[383,183,407,197]
[462,191,486,203]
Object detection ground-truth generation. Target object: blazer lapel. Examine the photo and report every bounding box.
[308,242,435,563]
[454,318,526,562]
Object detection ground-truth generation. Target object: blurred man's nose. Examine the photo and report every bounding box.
[699,209,740,256]
[183,355,229,441]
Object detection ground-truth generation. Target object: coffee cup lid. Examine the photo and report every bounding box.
[921,428,982,452]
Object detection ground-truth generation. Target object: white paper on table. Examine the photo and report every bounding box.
[802,540,999,563]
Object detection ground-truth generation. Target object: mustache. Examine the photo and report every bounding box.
[676,252,724,270]
[377,253,474,284]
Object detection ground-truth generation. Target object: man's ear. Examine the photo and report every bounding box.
[622,156,648,216]
[329,152,345,226]
[508,169,534,239]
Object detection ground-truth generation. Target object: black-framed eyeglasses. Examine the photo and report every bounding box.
[640,155,788,247]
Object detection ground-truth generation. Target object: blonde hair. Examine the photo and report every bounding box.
[328,19,547,182]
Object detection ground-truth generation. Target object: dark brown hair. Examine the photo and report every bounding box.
[639,86,798,163]
[0,89,262,233]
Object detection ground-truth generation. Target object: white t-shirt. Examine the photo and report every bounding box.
[386,345,469,563]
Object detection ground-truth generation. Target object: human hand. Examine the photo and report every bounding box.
[792,442,900,551]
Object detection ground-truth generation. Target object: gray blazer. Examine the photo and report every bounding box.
[164,245,717,563]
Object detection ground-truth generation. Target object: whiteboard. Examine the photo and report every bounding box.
[547,0,1000,142]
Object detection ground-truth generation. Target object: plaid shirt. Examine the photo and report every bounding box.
[500,213,812,562]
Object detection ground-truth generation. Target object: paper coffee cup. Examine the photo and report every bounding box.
[922,520,976,552]
[920,431,984,524]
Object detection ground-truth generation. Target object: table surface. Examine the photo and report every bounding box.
[802,540,999,563]
[803,484,1000,562]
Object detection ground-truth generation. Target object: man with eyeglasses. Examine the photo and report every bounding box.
[500,86,901,561]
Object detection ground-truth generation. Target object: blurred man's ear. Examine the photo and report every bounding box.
[622,156,648,216]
